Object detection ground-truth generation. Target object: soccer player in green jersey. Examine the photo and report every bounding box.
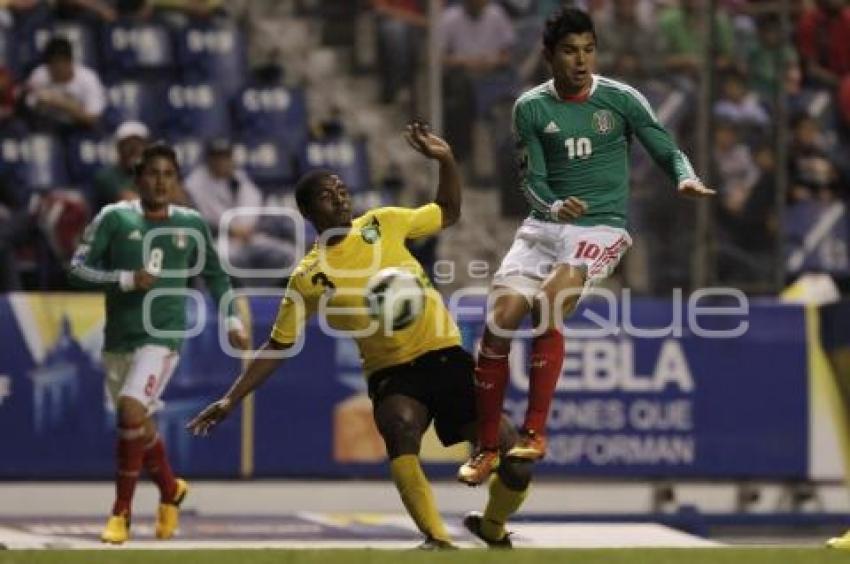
[458,7,716,485]
[69,143,250,544]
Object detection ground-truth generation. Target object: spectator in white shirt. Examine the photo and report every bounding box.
[184,138,295,287]
[24,36,106,131]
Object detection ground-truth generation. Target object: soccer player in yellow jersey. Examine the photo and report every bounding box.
[187,122,533,550]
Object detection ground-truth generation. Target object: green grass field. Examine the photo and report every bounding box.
[0,550,848,564]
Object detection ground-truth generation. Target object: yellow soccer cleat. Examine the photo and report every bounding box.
[155,478,189,540]
[100,513,130,544]
[827,530,850,549]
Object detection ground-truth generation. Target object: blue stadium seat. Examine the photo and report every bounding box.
[101,22,174,81]
[299,138,370,192]
[167,137,205,174]
[233,138,294,185]
[162,83,229,138]
[0,134,68,190]
[234,85,308,151]
[102,81,162,132]
[66,134,117,185]
[176,23,246,97]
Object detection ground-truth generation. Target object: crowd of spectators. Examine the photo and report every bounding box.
[373,0,850,294]
[1,0,849,296]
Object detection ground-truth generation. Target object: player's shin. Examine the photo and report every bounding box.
[524,328,564,435]
[112,424,146,517]
[390,454,451,542]
[481,470,530,541]
[143,433,178,502]
[475,350,510,451]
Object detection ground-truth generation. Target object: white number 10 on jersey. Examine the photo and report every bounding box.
[565,137,592,160]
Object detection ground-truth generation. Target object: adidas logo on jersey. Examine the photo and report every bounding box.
[544,121,561,134]
[128,230,142,241]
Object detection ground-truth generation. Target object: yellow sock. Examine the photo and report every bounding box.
[481,473,529,540]
[390,455,450,542]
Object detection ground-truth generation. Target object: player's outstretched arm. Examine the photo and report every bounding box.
[404,120,462,227]
[187,338,291,436]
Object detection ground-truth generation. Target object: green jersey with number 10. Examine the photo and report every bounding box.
[69,200,236,352]
[514,75,697,228]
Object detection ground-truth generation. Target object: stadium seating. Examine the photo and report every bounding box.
[233,137,294,186]
[168,137,205,173]
[65,134,117,185]
[162,83,230,138]
[176,22,246,97]
[299,138,370,192]
[233,85,308,152]
[100,22,174,81]
[0,134,68,191]
[102,81,162,133]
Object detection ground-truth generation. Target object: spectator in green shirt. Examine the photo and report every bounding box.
[658,0,736,77]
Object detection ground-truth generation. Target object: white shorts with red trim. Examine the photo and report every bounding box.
[493,218,632,301]
[103,345,180,415]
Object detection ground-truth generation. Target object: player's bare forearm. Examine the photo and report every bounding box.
[187,339,290,436]
[434,155,461,227]
[403,120,461,227]
[223,339,290,405]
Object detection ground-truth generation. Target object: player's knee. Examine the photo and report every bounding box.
[116,397,147,428]
[379,414,423,458]
[480,330,511,358]
[497,459,533,491]
[533,292,577,331]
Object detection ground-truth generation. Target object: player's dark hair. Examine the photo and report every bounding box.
[43,37,74,62]
[543,7,596,52]
[294,169,334,216]
[134,142,180,177]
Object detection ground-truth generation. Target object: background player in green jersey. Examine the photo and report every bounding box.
[69,143,250,544]
[458,7,716,485]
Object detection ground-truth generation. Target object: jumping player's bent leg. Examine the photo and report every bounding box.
[509,264,584,461]
[374,394,452,546]
[458,290,531,486]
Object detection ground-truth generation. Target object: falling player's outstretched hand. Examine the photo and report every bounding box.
[404,120,453,162]
[677,178,716,198]
[186,397,234,437]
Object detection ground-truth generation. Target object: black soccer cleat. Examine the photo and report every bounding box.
[462,511,513,549]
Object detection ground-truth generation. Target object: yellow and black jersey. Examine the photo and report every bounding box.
[271,204,461,376]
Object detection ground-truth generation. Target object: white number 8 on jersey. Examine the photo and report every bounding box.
[147,247,164,275]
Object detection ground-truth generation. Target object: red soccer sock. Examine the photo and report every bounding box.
[475,350,510,451]
[111,425,146,517]
[524,329,565,434]
[143,434,178,503]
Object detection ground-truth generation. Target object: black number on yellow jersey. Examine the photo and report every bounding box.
[311,272,336,292]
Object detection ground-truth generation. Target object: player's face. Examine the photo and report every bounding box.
[309,174,352,231]
[546,32,596,93]
[137,156,178,211]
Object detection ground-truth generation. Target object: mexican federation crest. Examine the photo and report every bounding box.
[360,216,381,244]
[592,110,615,135]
